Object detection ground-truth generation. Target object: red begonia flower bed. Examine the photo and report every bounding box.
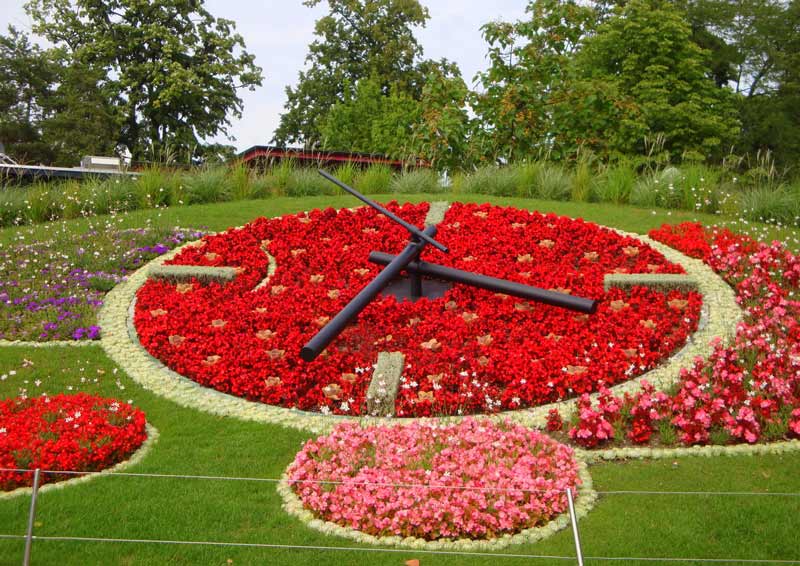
[0,393,147,490]
[134,202,701,417]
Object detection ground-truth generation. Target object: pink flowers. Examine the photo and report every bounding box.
[287,419,581,540]
[567,222,800,447]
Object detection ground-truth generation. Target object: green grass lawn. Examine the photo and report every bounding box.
[0,195,798,565]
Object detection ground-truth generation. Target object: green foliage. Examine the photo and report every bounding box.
[459,165,515,197]
[571,151,595,202]
[534,163,573,201]
[472,0,598,162]
[739,187,798,226]
[412,67,471,171]
[320,77,421,158]
[135,168,177,208]
[389,168,440,194]
[227,161,254,201]
[274,0,431,146]
[355,164,394,194]
[594,161,637,204]
[578,0,741,161]
[183,166,230,204]
[0,26,56,164]
[27,0,263,160]
[285,168,330,197]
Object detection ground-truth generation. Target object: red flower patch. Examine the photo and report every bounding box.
[0,393,147,490]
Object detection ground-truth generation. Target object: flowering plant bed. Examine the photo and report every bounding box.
[284,418,584,542]
[134,202,702,417]
[0,393,147,490]
[0,223,204,343]
[563,222,800,448]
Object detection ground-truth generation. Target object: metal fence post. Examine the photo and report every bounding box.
[566,487,585,566]
[23,468,41,566]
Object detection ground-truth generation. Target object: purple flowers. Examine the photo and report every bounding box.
[0,225,205,342]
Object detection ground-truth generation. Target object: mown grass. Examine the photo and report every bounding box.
[0,196,798,565]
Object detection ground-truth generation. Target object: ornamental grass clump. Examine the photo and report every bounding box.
[287,418,581,541]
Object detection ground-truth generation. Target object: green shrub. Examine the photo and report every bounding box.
[0,188,30,226]
[27,183,61,223]
[184,166,230,204]
[630,174,659,208]
[390,169,441,194]
[534,163,572,201]
[355,164,394,194]
[571,153,594,203]
[249,173,274,199]
[594,161,636,204]
[460,165,519,196]
[135,168,175,208]
[227,161,253,201]
[286,168,329,196]
[331,162,359,194]
[514,162,542,198]
[260,159,296,197]
[739,187,797,225]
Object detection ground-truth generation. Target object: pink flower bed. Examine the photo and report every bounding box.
[566,222,800,448]
[287,418,581,540]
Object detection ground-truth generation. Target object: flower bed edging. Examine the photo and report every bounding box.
[277,455,595,551]
[0,340,95,348]
[578,438,800,464]
[100,207,739,434]
[0,422,159,500]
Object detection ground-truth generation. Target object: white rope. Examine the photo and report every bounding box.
[0,534,575,560]
[2,534,799,564]
[2,467,798,497]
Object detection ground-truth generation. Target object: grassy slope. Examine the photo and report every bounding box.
[0,196,798,565]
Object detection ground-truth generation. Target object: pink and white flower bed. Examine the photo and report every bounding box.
[286,418,582,542]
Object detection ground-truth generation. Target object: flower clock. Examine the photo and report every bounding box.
[133,196,702,418]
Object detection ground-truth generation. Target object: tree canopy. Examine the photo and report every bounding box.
[273,0,432,147]
[25,0,263,161]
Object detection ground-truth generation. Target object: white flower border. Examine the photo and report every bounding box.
[277,455,596,551]
[98,207,741,436]
[0,422,159,500]
[0,340,94,348]
[580,438,800,463]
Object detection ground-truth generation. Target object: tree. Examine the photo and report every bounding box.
[40,53,120,166]
[26,0,263,161]
[274,0,430,147]
[472,0,598,161]
[0,26,55,163]
[320,76,422,158]
[320,63,470,170]
[577,0,740,161]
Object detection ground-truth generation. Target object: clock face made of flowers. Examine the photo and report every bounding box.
[134,197,701,418]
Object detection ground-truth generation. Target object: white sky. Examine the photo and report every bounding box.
[0,0,529,152]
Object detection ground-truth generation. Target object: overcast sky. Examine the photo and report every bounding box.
[0,1,529,152]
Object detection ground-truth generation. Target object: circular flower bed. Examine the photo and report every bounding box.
[285,418,583,541]
[134,202,702,417]
[0,393,147,491]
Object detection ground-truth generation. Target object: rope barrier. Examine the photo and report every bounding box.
[1,533,798,564]
[1,467,798,498]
